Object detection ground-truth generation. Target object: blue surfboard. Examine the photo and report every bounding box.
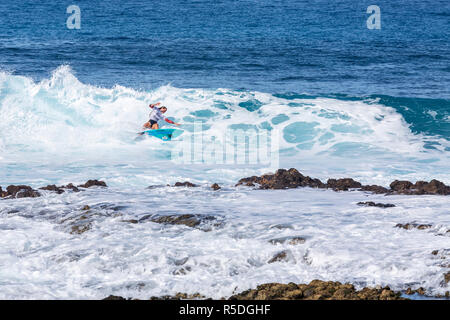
[143,128,183,141]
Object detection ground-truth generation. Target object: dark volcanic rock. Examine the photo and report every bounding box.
[268,236,306,245]
[236,168,325,190]
[444,272,450,285]
[405,287,426,295]
[62,183,80,192]
[149,292,206,300]
[359,185,389,194]
[0,187,7,197]
[211,183,221,190]
[390,180,414,192]
[228,280,405,300]
[78,180,107,188]
[357,201,396,208]
[326,178,362,191]
[3,185,41,198]
[103,295,127,300]
[173,181,197,187]
[390,179,450,195]
[39,184,65,194]
[267,250,291,263]
[145,214,223,231]
[395,223,432,230]
[235,167,450,196]
[70,223,92,235]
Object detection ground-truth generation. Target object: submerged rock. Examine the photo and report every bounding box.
[395,223,432,230]
[173,181,197,187]
[62,183,80,192]
[357,201,396,208]
[78,180,107,188]
[70,222,92,235]
[228,280,405,300]
[267,250,291,263]
[149,292,206,300]
[143,214,223,231]
[211,183,221,190]
[39,184,65,194]
[268,236,306,245]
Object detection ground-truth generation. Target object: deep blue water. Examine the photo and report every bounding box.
[0,0,449,139]
[1,0,449,96]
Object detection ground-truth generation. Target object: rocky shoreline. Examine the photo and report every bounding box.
[2,169,449,300]
[2,168,449,200]
[236,168,450,195]
[103,279,450,300]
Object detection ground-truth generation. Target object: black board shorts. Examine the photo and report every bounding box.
[149,119,158,126]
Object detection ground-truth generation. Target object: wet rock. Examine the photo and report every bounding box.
[4,185,41,198]
[149,292,206,300]
[174,257,189,266]
[236,168,325,190]
[81,205,90,211]
[359,185,389,194]
[395,223,432,230]
[39,185,65,194]
[173,266,192,275]
[390,180,414,192]
[390,179,450,195]
[103,295,127,300]
[146,185,167,189]
[228,280,405,300]
[357,201,395,208]
[0,187,7,197]
[236,168,450,196]
[326,178,362,191]
[70,222,92,235]
[122,219,139,224]
[269,236,306,245]
[431,250,439,255]
[211,183,221,190]
[173,181,197,187]
[405,287,426,295]
[62,183,80,192]
[269,223,294,230]
[147,214,223,231]
[445,272,450,285]
[78,180,107,188]
[267,250,290,263]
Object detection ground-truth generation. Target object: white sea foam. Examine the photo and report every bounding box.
[0,66,449,299]
[0,186,448,299]
[0,66,449,185]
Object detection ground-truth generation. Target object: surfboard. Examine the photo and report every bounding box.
[142,128,183,141]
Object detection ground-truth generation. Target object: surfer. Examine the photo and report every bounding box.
[143,102,181,130]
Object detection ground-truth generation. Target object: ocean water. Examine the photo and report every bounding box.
[0,0,449,299]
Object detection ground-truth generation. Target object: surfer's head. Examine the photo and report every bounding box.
[159,106,167,113]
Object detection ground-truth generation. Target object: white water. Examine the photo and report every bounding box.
[0,66,449,299]
[0,186,449,299]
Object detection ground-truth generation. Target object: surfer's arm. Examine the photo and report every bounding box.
[164,118,181,126]
[149,102,161,109]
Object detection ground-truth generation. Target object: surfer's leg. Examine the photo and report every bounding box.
[143,121,151,129]
[151,123,159,129]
